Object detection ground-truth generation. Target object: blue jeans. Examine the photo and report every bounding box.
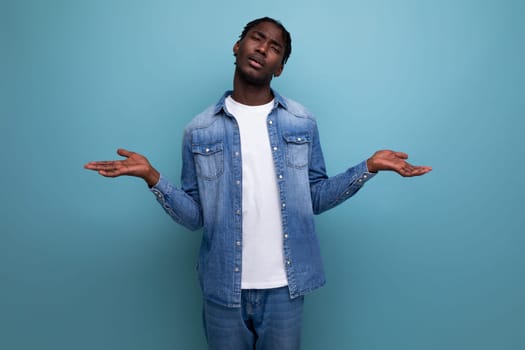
[203,286,304,350]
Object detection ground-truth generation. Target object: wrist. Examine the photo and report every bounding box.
[366,158,378,173]
[144,167,160,188]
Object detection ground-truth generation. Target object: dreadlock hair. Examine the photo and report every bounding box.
[239,17,292,65]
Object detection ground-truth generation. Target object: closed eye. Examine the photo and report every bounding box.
[252,32,263,41]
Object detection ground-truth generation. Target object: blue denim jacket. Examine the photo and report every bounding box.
[150,90,375,307]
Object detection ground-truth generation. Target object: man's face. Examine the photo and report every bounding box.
[233,21,286,86]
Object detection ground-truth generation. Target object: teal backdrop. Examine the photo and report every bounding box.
[2,0,524,349]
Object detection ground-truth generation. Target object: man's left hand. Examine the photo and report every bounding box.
[366,150,432,177]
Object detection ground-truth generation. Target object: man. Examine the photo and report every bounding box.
[85,17,431,350]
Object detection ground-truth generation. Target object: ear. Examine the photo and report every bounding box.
[273,64,284,78]
[233,41,240,56]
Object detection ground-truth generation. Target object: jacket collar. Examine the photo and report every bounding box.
[213,89,288,115]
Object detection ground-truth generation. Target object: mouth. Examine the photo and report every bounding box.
[248,55,265,69]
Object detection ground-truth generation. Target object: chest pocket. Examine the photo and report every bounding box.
[283,134,310,169]
[192,142,224,180]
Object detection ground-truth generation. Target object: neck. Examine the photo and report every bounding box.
[231,73,274,106]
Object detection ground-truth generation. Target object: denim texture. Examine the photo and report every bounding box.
[203,286,304,350]
[151,90,375,307]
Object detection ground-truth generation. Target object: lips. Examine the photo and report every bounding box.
[248,54,265,69]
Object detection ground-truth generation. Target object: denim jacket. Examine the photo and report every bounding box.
[150,90,375,307]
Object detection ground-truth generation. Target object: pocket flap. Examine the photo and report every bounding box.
[192,142,223,155]
[283,134,310,144]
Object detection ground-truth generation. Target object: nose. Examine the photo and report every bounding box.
[255,42,268,55]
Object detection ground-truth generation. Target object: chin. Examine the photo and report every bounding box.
[238,68,272,86]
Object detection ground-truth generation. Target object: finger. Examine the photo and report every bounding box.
[401,165,413,176]
[117,148,133,158]
[411,165,432,173]
[97,161,129,175]
[84,163,99,170]
[404,166,432,177]
[394,152,409,159]
[84,161,109,170]
[418,166,433,174]
[84,161,115,169]
[97,169,123,177]
[86,162,129,176]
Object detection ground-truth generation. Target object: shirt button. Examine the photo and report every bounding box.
[236,241,241,246]
[273,146,278,151]
[358,179,363,183]
[268,120,273,124]
[284,233,289,239]
[287,260,291,265]
[236,180,241,185]
[235,151,240,156]
[236,210,241,215]
[363,174,368,179]
[297,137,302,141]
[278,175,283,179]
[234,267,240,272]
[282,203,286,208]
[345,191,350,195]
[205,148,210,153]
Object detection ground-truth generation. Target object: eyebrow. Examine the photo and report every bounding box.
[252,30,283,48]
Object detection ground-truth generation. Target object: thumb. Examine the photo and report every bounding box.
[117,148,133,158]
[394,151,409,159]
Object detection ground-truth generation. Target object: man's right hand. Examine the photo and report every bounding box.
[84,148,160,187]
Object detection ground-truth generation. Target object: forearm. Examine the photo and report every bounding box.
[310,160,375,214]
[150,175,203,230]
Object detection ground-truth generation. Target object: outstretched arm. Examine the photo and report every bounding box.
[84,148,203,230]
[308,111,433,213]
[366,150,432,177]
[309,121,431,214]
[84,148,160,187]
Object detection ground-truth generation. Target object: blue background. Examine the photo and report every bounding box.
[2,0,524,349]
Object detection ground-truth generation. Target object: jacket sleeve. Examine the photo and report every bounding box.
[308,122,376,214]
[150,129,203,230]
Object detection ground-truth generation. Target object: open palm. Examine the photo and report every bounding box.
[367,150,432,177]
[84,148,160,186]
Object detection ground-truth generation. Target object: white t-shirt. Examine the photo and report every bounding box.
[225,96,288,289]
